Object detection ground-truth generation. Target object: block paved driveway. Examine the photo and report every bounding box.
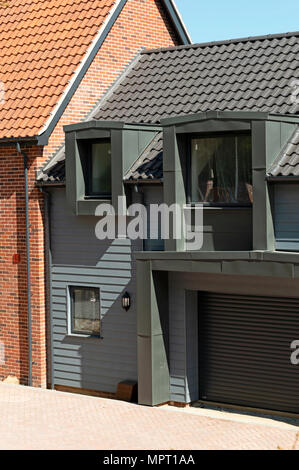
[0,383,298,450]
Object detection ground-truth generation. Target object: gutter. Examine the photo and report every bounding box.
[36,181,65,188]
[124,179,163,185]
[267,176,299,182]
[37,178,164,188]
[40,187,55,390]
[0,137,37,146]
[16,143,32,387]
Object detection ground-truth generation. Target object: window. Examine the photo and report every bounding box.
[69,286,101,336]
[85,140,112,198]
[191,134,252,205]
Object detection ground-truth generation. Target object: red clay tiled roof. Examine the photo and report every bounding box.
[0,0,116,139]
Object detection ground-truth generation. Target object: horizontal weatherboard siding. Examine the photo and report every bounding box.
[49,188,141,393]
[275,184,299,251]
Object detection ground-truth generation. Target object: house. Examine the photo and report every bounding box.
[0,0,190,388]
[39,30,299,414]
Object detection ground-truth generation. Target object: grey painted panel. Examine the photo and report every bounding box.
[49,187,142,393]
[201,209,252,251]
[142,186,165,252]
[277,242,299,251]
[222,261,294,278]
[274,184,299,251]
[185,291,198,403]
[122,130,158,174]
[168,278,199,403]
[168,273,187,402]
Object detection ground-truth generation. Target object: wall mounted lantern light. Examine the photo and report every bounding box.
[122,292,131,311]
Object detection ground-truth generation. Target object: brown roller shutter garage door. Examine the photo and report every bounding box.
[199,292,299,414]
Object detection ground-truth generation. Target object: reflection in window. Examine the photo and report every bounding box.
[69,286,101,336]
[87,140,111,197]
[191,134,252,205]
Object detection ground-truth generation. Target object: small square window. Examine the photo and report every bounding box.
[69,286,101,336]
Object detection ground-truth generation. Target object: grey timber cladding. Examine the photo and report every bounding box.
[142,185,165,252]
[168,273,199,402]
[50,188,142,392]
[274,183,299,251]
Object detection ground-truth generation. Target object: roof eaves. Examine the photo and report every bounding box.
[36,0,128,147]
[36,180,65,188]
[267,176,299,182]
[0,136,38,145]
[141,30,299,55]
[124,179,163,184]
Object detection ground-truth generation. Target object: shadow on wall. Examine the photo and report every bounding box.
[59,238,140,393]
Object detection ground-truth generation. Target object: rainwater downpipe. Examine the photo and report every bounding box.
[40,187,55,390]
[16,143,32,387]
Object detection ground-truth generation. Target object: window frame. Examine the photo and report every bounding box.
[186,131,253,208]
[83,138,112,200]
[67,285,101,338]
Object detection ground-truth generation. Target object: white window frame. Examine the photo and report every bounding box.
[66,284,102,338]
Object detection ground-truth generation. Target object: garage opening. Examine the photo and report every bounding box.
[198,292,299,414]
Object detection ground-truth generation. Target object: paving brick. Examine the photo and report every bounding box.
[0,383,298,450]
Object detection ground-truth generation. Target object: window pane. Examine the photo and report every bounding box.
[191,135,252,204]
[70,287,100,336]
[91,141,111,196]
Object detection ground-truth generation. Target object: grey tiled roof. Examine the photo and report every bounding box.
[39,31,299,183]
[38,146,65,183]
[96,32,299,123]
[268,127,299,176]
[124,133,163,181]
[40,160,65,183]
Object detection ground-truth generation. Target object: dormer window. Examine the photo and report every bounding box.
[85,140,112,199]
[65,121,160,215]
[190,133,252,205]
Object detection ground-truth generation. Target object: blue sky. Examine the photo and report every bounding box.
[175,0,299,44]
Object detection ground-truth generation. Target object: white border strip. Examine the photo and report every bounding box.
[170,0,192,43]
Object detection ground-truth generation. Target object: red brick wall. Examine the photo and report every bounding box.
[0,0,179,386]
[0,144,47,386]
[44,0,179,159]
